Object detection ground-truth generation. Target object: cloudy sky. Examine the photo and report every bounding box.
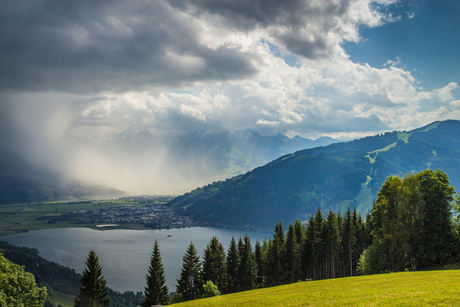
[1,0,459,193]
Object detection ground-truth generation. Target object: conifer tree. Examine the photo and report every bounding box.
[341,207,356,277]
[176,242,202,302]
[237,234,257,291]
[311,210,324,280]
[202,236,227,293]
[74,250,110,307]
[285,223,301,283]
[294,219,305,247]
[142,240,169,307]
[301,213,315,280]
[323,210,340,279]
[254,240,264,287]
[265,221,285,286]
[226,236,239,293]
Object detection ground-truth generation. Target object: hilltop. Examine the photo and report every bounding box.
[168,120,460,228]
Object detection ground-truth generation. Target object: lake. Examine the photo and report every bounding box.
[1,227,271,292]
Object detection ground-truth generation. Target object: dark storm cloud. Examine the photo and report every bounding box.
[173,0,352,59]
[0,0,258,93]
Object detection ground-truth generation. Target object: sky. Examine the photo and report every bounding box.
[1,0,459,194]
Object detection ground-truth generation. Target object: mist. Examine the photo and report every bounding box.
[1,95,216,196]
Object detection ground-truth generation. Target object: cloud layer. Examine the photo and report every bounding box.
[1,0,459,193]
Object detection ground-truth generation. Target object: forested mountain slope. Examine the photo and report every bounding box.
[168,120,460,228]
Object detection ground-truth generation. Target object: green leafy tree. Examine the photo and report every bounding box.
[0,253,47,307]
[202,236,227,293]
[176,242,202,302]
[359,169,456,274]
[74,250,110,307]
[142,240,169,306]
[201,280,221,298]
[417,169,455,267]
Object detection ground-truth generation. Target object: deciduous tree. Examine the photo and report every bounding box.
[0,254,47,307]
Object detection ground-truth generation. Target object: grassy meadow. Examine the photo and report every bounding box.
[172,270,460,306]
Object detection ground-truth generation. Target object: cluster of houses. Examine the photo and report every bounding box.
[72,204,196,228]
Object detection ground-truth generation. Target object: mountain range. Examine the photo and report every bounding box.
[92,128,338,182]
[167,120,460,229]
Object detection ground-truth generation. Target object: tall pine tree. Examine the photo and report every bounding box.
[265,221,285,286]
[142,240,169,307]
[176,242,202,302]
[74,250,110,307]
[202,236,227,293]
[226,237,239,293]
[254,240,264,287]
[237,234,257,291]
[284,223,301,283]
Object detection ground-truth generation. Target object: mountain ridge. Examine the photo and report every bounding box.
[167,120,460,229]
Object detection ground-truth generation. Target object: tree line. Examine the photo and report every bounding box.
[75,169,459,306]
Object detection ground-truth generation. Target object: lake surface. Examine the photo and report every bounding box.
[1,227,271,292]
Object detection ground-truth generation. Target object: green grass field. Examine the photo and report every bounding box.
[172,270,460,306]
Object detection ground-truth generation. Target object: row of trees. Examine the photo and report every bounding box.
[170,206,372,303]
[74,207,371,306]
[74,169,458,305]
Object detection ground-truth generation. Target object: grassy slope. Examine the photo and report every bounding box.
[172,270,460,306]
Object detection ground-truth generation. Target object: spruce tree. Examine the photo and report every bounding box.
[285,223,301,283]
[323,210,340,279]
[202,236,227,293]
[254,240,264,287]
[226,237,239,293]
[74,250,110,307]
[237,234,257,291]
[265,221,285,286]
[142,240,169,307]
[176,242,202,302]
[341,207,356,277]
[301,214,315,280]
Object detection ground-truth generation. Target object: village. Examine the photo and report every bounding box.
[71,203,197,229]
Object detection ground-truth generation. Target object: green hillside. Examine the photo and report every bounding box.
[168,120,460,228]
[171,270,460,306]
